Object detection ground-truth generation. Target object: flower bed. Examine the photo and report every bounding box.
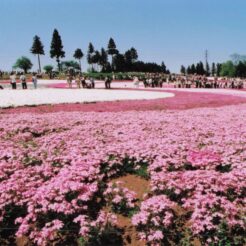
[0,104,245,245]
[1,90,246,114]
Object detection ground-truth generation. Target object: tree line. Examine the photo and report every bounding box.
[181,57,246,78]
[180,62,222,76]
[13,29,169,74]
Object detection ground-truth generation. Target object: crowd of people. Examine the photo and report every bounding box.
[5,72,38,90]
[0,71,245,90]
[132,73,246,89]
[66,73,113,89]
[172,75,245,89]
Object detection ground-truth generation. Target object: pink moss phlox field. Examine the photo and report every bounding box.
[2,90,246,114]
[0,104,245,245]
[104,181,137,211]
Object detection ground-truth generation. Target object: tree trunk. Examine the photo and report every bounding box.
[79,59,82,73]
[38,54,41,73]
[111,55,114,71]
[57,58,60,71]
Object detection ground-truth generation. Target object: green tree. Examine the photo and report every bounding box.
[91,50,101,71]
[13,56,33,73]
[220,61,236,77]
[107,38,119,70]
[191,64,196,74]
[124,48,138,71]
[161,62,166,73]
[87,42,95,71]
[73,48,84,72]
[50,29,65,71]
[130,47,138,62]
[196,61,205,75]
[60,60,80,71]
[124,50,133,71]
[216,63,222,76]
[180,65,186,74]
[114,53,126,72]
[235,61,246,77]
[30,35,45,73]
[211,62,216,76]
[43,65,53,73]
[187,66,191,74]
[43,65,54,79]
[99,48,108,72]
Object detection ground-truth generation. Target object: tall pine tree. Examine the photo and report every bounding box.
[73,48,84,72]
[211,62,216,76]
[180,65,186,74]
[161,62,166,73]
[30,35,44,73]
[216,63,222,76]
[130,47,138,62]
[107,38,118,70]
[99,48,108,72]
[50,29,65,71]
[191,64,196,74]
[87,43,95,71]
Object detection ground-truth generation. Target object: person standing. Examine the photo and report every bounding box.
[75,75,81,88]
[32,73,38,89]
[90,77,95,88]
[105,76,112,89]
[66,73,72,88]
[133,76,140,88]
[81,76,87,88]
[105,76,109,89]
[10,72,17,89]
[20,73,27,89]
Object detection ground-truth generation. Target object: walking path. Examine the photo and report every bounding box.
[0,82,174,108]
[1,79,246,108]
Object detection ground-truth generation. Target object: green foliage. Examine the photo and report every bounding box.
[180,65,186,74]
[134,162,149,179]
[61,60,80,71]
[73,48,84,60]
[88,42,94,54]
[80,224,123,246]
[220,61,236,77]
[13,56,33,73]
[211,62,216,76]
[196,61,206,75]
[107,38,118,55]
[0,204,27,245]
[99,48,108,71]
[186,62,206,75]
[216,63,222,76]
[73,48,84,71]
[87,43,95,69]
[30,35,45,55]
[43,65,54,73]
[50,29,65,70]
[199,221,246,246]
[130,47,138,62]
[235,61,246,77]
[107,38,119,70]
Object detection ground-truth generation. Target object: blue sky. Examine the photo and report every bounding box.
[0,0,246,72]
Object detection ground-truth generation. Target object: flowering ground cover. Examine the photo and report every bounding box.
[1,90,246,115]
[0,103,245,245]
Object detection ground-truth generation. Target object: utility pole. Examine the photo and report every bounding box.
[205,50,208,65]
